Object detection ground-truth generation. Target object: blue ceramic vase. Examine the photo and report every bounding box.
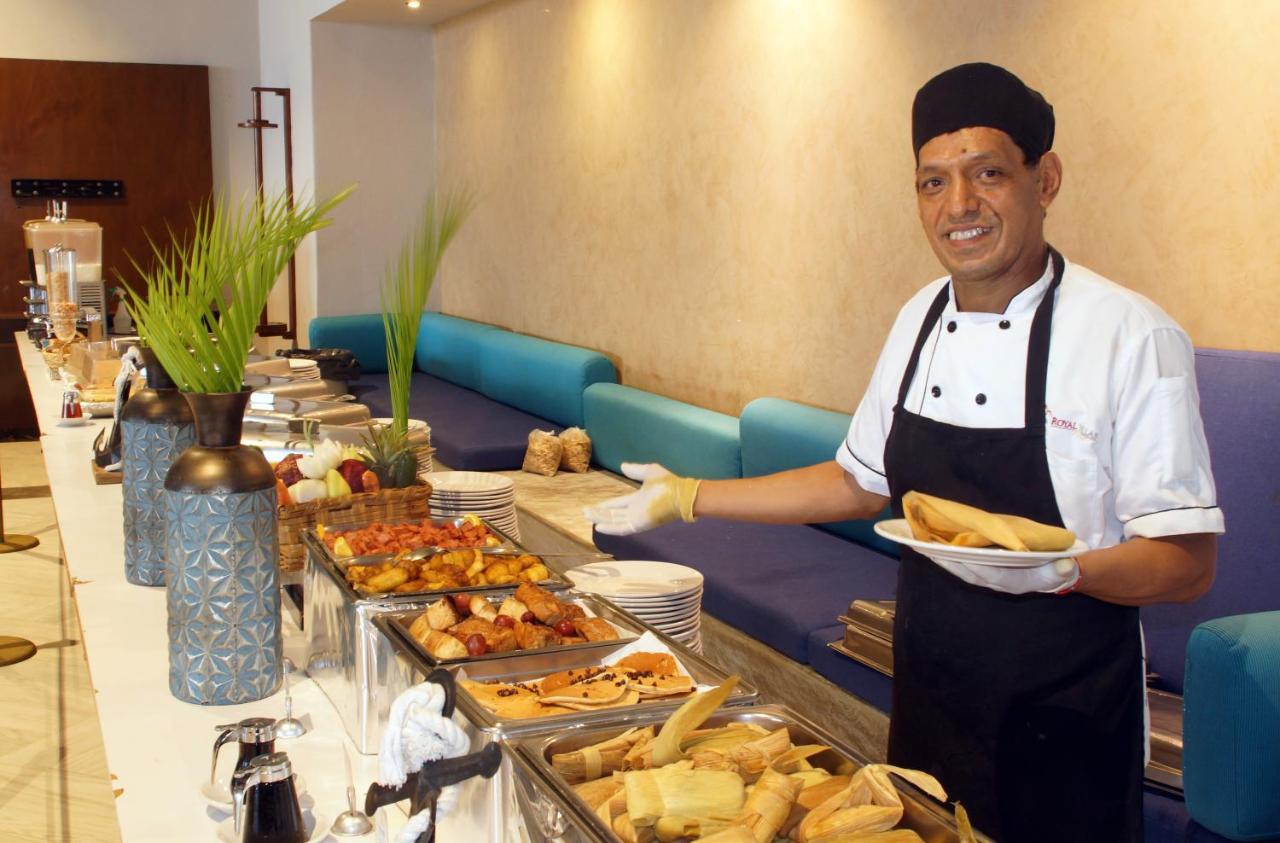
[164,389,281,705]
[121,348,195,586]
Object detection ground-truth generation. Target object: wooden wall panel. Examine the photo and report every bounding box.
[0,58,213,316]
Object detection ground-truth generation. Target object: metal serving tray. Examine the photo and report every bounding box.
[301,518,570,603]
[377,614,758,740]
[507,704,989,843]
[374,591,646,667]
[303,517,565,754]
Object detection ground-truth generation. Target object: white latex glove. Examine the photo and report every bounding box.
[932,556,1081,595]
[583,463,702,536]
[377,681,471,843]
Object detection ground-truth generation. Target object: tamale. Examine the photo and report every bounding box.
[794,764,947,843]
[734,766,803,842]
[802,831,924,842]
[613,812,656,843]
[790,769,837,792]
[681,724,769,754]
[652,677,741,766]
[624,727,656,770]
[574,777,624,811]
[552,726,648,783]
[730,727,793,781]
[624,764,745,828]
[690,749,739,772]
[782,773,853,836]
[654,815,732,841]
[697,828,757,843]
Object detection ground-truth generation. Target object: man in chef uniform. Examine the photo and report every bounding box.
[585,63,1222,841]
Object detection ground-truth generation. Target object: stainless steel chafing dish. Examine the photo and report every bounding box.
[380,619,759,737]
[505,704,988,843]
[303,516,567,753]
[374,592,645,667]
[378,607,757,841]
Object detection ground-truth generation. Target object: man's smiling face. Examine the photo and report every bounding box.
[915,126,1058,286]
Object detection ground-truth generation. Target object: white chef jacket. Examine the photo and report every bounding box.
[838,255,1225,549]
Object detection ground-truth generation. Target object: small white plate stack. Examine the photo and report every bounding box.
[426,471,520,541]
[287,358,321,381]
[566,561,705,653]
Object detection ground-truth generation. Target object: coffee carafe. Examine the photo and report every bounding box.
[232,752,306,843]
[211,717,277,788]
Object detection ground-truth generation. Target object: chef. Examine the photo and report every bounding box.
[585,63,1223,842]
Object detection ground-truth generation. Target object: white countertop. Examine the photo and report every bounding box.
[16,336,481,842]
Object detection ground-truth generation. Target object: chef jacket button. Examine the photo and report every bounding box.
[931,385,942,398]
[975,393,987,405]
[946,321,957,333]
[999,319,1011,330]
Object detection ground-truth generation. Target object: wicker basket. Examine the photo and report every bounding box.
[277,482,433,573]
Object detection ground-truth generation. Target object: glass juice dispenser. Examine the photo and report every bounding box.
[24,201,104,312]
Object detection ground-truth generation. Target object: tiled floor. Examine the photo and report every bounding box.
[0,440,121,842]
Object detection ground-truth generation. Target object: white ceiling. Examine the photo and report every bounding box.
[315,0,494,29]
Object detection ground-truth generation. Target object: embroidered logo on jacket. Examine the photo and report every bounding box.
[1044,407,1098,442]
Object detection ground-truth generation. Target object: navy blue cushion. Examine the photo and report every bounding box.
[807,623,893,712]
[352,373,559,471]
[595,520,899,662]
[1144,788,1258,842]
[1141,349,1280,693]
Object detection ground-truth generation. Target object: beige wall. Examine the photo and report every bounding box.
[433,0,1280,416]
[312,21,435,319]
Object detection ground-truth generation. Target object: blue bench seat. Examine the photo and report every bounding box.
[595,519,898,662]
[350,372,560,471]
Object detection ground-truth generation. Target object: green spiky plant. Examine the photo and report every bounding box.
[120,186,355,393]
[363,190,472,487]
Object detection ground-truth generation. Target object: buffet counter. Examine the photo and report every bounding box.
[14,335,428,842]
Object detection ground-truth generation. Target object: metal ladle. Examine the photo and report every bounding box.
[331,748,373,837]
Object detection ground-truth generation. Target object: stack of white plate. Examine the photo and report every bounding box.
[426,471,519,541]
[287,358,321,381]
[566,561,705,653]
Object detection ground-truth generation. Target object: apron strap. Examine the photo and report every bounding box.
[895,284,952,410]
[1022,246,1066,429]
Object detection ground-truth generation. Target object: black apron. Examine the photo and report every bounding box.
[883,249,1145,842]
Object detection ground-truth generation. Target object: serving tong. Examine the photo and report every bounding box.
[363,668,502,843]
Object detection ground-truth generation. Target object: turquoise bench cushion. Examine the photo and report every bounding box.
[1183,611,1280,840]
[584,383,741,480]
[308,314,388,373]
[478,333,616,428]
[741,398,895,556]
[415,312,501,392]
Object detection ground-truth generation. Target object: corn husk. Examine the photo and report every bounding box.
[681,724,770,754]
[624,728,656,770]
[795,765,946,843]
[730,727,793,782]
[804,831,924,842]
[789,769,834,791]
[613,812,656,843]
[574,777,624,811]
[652,677,740,766]
[734,766,803,842]
[955,802,978,843]
[624,763,745,828]
[698,828,757,843]
[654,814,732,841]
[773,744,831,774]
[553,726,649,784]
[781,773,852,836]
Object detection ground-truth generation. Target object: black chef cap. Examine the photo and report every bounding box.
[912,63,1055,164]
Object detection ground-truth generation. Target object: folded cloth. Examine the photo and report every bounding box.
[902,491,1076,552]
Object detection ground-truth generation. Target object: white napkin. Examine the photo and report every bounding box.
[377,682,471,843]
